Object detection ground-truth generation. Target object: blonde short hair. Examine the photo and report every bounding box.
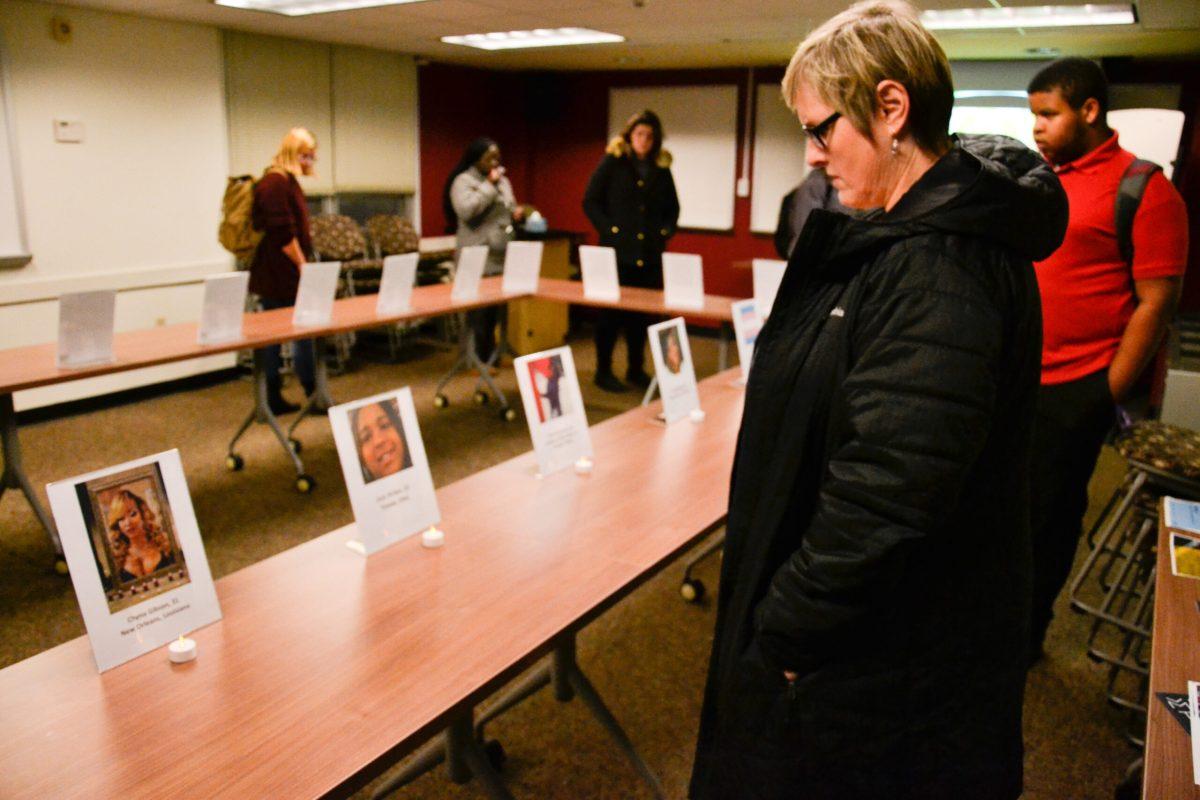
[272,127,317,176]
[782,0,953,154]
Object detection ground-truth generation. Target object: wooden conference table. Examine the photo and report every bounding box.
[0,276,739,559]
[0,370,744,799]
[1143,503,1200,799]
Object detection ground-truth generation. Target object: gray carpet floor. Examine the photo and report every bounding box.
[0,328,1137,799]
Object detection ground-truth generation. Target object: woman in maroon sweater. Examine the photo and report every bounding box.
[251,127,317,414]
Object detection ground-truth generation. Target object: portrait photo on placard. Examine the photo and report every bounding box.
[526,354,572,423]
[350,398,414,484]
[657,325,687,375]
[74,463,190,615]
[1171,532,1200,579]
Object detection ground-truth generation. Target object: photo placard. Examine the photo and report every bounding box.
[197,272,250,345]
[45,450,222,672]
[580,245,621,302]
[730,298,763,383]
[377,253,419,316]
[752,258,787,318]
[451,245,489,302]
[502,240,543,295]
[57,290,116,369]
[293,261,341,327]
[1165,497,1200,536]
[648,317,701,424]
[514,346,593,476]
[329,387,440,555]
[662,252,706,310]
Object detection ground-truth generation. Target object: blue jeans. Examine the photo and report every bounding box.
[258,297,315,393]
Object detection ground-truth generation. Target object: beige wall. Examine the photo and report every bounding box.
[0,2,419,411]
[0,2,234,409]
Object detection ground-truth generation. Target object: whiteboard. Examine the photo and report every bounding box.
[750,82,808,234]
[1108,108,1185,180]
[0,36,30,268]
[609,85,738,231]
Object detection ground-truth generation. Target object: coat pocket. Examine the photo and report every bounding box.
[727,639,807,756]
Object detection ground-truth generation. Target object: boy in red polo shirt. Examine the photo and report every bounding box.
[1026,58,1188,664]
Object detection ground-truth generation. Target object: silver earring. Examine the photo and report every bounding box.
[891,137,900,157]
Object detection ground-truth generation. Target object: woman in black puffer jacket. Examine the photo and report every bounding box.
[689,3,1067,799]
[582,109,680,392]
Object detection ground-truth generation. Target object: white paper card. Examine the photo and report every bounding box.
[1166,497,1200,536]
[197,272,249,345]
[45,450,222,672]
[580,245,621,302]
[648,317,701,424]
[752,258,787,318]
[1190,680,1200,784]
[730,298,763,382]
[451,245,488,301]
[57,290,116,368]
[330,387,440,555]
[662,252,706,310]
[502,240,543,294]
[292,261,340,327]
[514,346,593,476]
[377,253,418,316]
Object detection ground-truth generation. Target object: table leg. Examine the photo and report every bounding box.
[371,713,513,800]
[717,322,731,372]
[287,337,335,440]
[0,393,64,562]
[226,350,309,485]
[435,315,512,417]
[553,634,667,800]
[465,632,667,800]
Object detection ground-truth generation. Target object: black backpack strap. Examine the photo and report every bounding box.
[1115,158,1161,265]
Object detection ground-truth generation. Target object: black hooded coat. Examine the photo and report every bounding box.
[688,135,1068,800]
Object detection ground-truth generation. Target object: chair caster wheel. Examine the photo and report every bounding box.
[295,474,316,493]
[484,739,506,770]
[433,393,449,409]
[501,407,517,422]
[225,454,244,472]
[680,578,705,603]
[289,438,303,454]
[474,390,489,406]
[54,558,69,576]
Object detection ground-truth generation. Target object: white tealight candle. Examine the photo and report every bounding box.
[689,408,707,423]
[421,525,445,549]
[168,636,197,664]
[574,456,594,475]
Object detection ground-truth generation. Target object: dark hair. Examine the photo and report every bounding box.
[620,110,664,160]
[1027,57,1109,115]
[442,137,498,234]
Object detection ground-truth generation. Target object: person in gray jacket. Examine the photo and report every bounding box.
[444,137,526,363]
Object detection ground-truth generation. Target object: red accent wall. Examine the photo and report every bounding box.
[421,60,1199,313]
[419,64,789,301]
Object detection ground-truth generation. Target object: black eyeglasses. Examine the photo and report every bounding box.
[802,111,841,150]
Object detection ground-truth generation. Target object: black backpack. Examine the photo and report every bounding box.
[1115,158,1162,266]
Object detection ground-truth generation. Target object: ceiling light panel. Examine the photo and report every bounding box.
[214,0,430,16]
[922,4,1136,30]
[442,28,625,50]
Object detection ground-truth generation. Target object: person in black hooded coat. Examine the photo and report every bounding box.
[688,4,1068,800]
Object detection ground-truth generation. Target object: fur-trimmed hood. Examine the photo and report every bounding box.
[605,136,673,168]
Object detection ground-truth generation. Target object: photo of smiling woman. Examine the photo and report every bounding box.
[352,399,413,484]
[79,463,191,614]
